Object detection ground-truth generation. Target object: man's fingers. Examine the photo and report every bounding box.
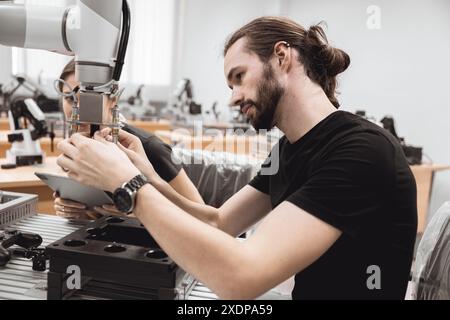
[118,129,135,140]
[56,211,80,219]
[99,128,112,137]
[93,131,109,143]
[56,209,98,220]
[57,140,78,159]
[57,155,77,173]
[67,171,80,183]
[55,198,87,209]
[117,142,135,157]
[54,204,86,214]
[78,132,90,138]
[69,133,91,147]
[118,130,138,147]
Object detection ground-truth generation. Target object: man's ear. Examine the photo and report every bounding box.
[273,41,292,71]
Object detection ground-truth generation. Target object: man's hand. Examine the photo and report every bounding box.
[53,193,98,220]
[100,128,161,184]
[57,133,141,192]
[118,130,161,184]
[98,128,146,157]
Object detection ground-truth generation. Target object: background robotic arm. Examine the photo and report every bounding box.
[1,98,53,168]
[0,0,130,140]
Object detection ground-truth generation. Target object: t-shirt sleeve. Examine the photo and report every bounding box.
[286,133,396,237]
[123,125,182,183]
[249,170,270,195]
[248,153,274,195]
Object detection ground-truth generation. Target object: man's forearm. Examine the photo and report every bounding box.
[151,175,220,228]
[133,184,252,299]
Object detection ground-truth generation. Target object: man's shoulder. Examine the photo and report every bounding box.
[339,112,400,146]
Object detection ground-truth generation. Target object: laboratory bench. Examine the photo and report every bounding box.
[0,119,172,158]
[0,214,288,300]
[0,118,171,133]
[0,214,220,300]
[0,157,62,214]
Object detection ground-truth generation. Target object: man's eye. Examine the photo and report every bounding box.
[236,72,243,81]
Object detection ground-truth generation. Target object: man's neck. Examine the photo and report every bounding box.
[275,80,338,144]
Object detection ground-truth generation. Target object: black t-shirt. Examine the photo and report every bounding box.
[122,124,182,183]
[249,111,417,300]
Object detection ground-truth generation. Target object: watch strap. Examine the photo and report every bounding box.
[124,174,148,192]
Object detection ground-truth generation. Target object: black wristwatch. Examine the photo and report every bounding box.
[113,174,148,214]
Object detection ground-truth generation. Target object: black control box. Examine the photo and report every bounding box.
[46,216,195,300]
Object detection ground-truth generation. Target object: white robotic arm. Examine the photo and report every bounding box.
[0,0,130,139]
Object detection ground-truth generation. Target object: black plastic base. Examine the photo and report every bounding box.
[16,155,43,166]
[46,216,195,300]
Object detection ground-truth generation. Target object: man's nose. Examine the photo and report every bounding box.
[229,88,244,107]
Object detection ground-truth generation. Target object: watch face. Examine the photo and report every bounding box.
[113,188,133,213]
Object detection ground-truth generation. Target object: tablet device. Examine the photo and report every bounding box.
[35,172,114,209]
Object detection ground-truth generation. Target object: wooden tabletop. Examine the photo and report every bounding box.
[127,120,172,133]
[0,118,8,131]
[4,117,173,131]
[0,157,64,188]
[410,164,450,172]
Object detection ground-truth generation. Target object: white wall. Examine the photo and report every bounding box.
[174,0,289,120]
[176,0,450,218]
[0,47,11,83]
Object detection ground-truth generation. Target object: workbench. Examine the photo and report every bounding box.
[0,158,63,214]
[0,214,287,300]
[0,214,219,300]
[0,118,171,133]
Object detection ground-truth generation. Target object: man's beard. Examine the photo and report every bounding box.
[243,64,284,131]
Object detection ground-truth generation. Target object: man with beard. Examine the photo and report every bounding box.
[57,17,418,300]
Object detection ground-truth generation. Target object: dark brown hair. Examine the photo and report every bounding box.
[224,17,350,108]
[58,58,76,92]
